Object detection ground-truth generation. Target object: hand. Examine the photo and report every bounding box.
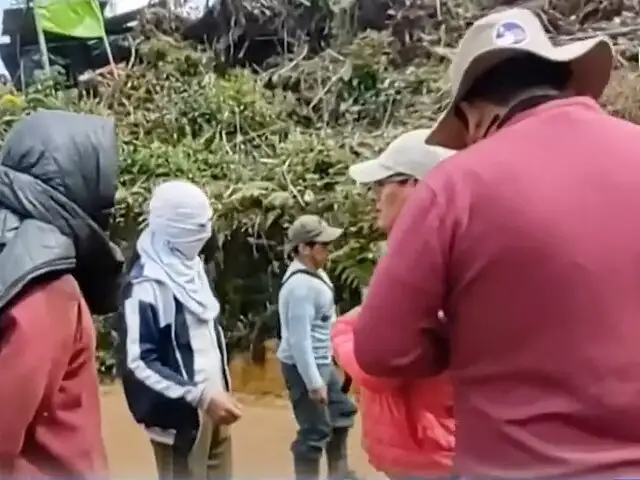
[346,305,361,317]
[203,391,243,425]
[309,386,328,405]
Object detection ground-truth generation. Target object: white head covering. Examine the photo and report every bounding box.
[136,180,220,321]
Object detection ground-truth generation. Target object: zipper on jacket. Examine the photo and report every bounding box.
[171,320,189,379]
[209,321,231,391]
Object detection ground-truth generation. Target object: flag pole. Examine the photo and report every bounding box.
[102,34,119,79]
[31,0,51,75]
[93,0,118,79]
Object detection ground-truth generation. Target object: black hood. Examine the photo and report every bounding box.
[0,110,124,315]
[1,109,118,225]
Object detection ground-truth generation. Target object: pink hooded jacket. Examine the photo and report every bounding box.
[332,312,455,477]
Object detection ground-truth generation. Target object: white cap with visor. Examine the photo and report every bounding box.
[349,129,456,184]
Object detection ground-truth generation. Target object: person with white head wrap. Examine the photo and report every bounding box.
[137,180,219,320]
[119,180,240,480]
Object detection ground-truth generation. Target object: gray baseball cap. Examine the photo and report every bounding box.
[286,214,343,253]
[349,129,456,184]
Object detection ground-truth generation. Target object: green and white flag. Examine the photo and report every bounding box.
[33,0,106,38]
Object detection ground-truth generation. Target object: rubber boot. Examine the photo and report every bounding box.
[294,454,321,480]
[326,427,358,480]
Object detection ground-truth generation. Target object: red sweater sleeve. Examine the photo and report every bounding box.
[0,279,77,469]
[353,181,453,378]
[331,313,402,392]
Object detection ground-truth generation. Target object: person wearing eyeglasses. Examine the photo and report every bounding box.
[332,129,457,480]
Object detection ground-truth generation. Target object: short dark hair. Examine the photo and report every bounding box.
[292,241,326,257]
[460,53,573,106]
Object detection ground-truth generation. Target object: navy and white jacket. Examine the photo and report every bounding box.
[117,260,230,450]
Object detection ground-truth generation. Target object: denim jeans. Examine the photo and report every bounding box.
[281,361,358,461]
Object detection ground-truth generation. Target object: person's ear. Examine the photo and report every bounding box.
[458,101,480,146]
[460,101,498,145]
[457,102,479,146]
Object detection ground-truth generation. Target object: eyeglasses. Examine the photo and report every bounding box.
[373,174,415,189]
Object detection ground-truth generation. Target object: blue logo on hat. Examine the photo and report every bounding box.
[493,20,528,46]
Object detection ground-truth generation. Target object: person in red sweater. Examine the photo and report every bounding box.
[0,110,124,478]
[354,7,640,478]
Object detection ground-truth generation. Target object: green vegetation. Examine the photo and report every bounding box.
[0,0,637,378]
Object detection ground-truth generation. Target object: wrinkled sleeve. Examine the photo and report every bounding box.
[282,279,324,390]
[354,181,452,378]
[0,279,78,469]
[331,314,402,392]
[124,280,204,407]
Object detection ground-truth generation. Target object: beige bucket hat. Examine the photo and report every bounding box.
[426,7,614,150]
[349,129,456,184]
[285,214,343,254]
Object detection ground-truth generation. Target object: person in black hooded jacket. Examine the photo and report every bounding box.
[0,110,123,478]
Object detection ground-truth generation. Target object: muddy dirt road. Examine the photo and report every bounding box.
[101,384,379,478]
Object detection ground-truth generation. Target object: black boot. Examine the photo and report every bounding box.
[294,454,321,480]
[325,427,359,480]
